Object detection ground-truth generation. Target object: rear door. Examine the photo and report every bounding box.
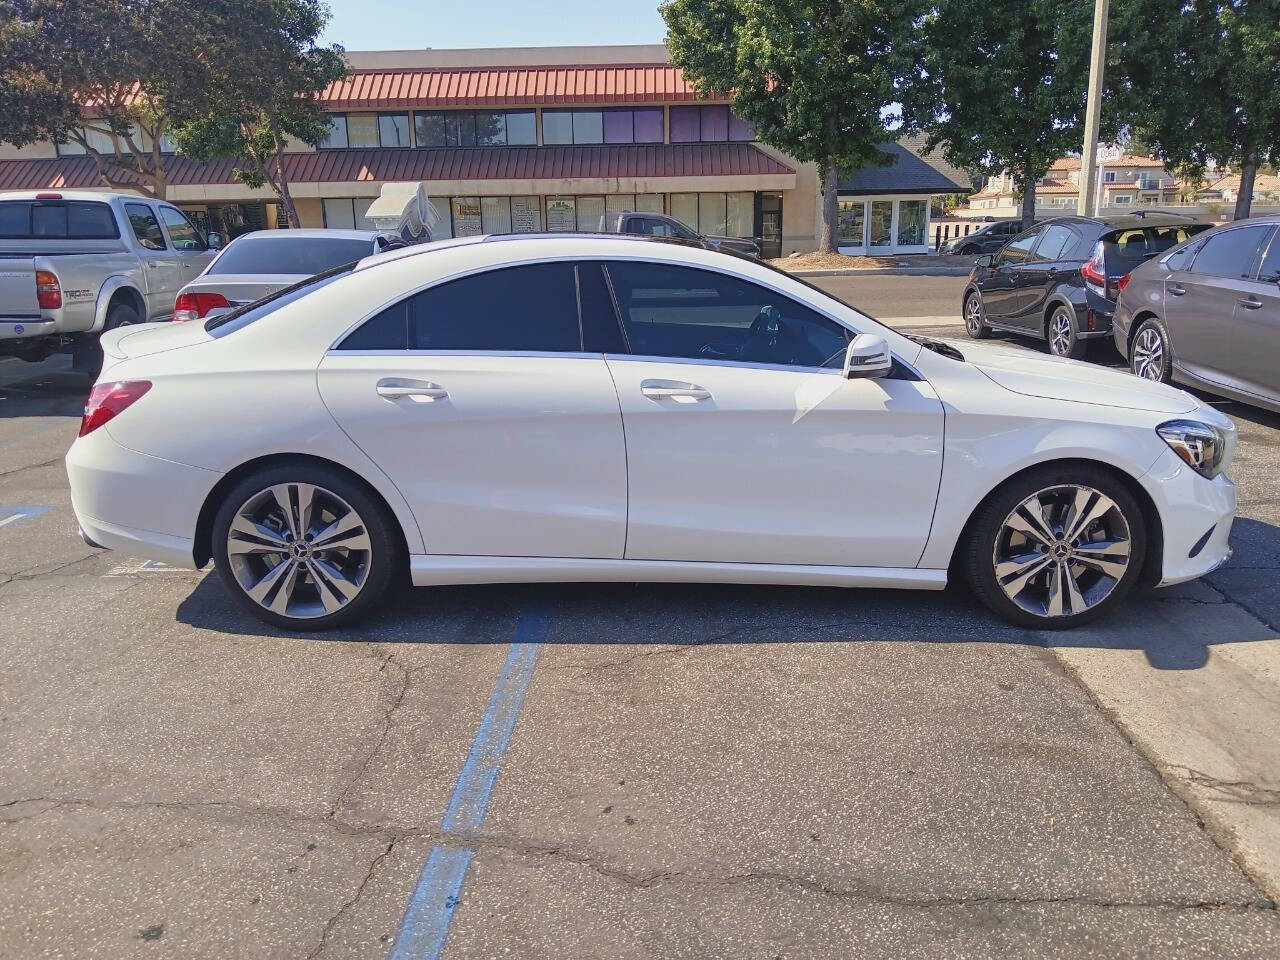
[1225,226,1280,403]
[1164,223,1272,384]
[124,201,181,319]
[317,261,628,559]
[157,204,215,284]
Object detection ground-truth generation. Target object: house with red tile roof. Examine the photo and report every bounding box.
[964,153,1182,216]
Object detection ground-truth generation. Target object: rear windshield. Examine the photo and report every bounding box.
[208,235,373,276]
[205,263,354,336]
[1102,224,1210,274]
[0,200,120,240]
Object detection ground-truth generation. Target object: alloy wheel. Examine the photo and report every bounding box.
[225,482,372,620]
[1049,311,1074,356]
[965,295,984,335]
[1132,327,1165,380]
[992,484,1132,619]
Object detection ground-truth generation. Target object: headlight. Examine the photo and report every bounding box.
[1157,420,1230,478]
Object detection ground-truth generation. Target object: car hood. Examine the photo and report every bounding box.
[957,340,1200,414]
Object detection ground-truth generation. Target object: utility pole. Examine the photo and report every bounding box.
[1077,0,1110,216]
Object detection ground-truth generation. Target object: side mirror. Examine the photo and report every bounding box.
[976,253,995,268]
[843,333,893,380]
[206,231,224,250]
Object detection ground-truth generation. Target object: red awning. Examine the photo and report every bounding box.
[321,65,705,109]
[0,144,793,191]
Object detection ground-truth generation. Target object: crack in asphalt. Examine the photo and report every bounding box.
[0,551,101,584]
[1167,766,1280,808]
[0,455,62,478]
[307,836,401,960]
[328,652,414,822]
[1203,576,1279,632]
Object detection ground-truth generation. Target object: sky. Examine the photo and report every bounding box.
[320,0,668,51]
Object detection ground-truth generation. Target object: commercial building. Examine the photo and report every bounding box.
[0,44,969,256]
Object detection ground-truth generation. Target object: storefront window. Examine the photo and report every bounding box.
[481,196,512,233]
[378,114,411,148]
[572,111,603,144]
[698,192,728,236]
[322,198,374,229]
[604,195,636,228]
[429,197,453,238]
[635,193,664,214]
[451,197,483,236]
[510,196,542,232]
[669,193,698,230]
[869,200,893,247]
[347,114,379,148]
[505,111,537,145]
[474,113,506,147]
[576,196,606,230]
[838,199,866,246]
[545,196,577,231]
[542,111,573,145]
[727,192,754,238]
[897,199,927,246]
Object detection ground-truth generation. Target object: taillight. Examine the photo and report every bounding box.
[35,270,61,309]
[1116,272,1133,294]
[1081,241,1106,288]
[173,291,229,322]
[79,380,152,437]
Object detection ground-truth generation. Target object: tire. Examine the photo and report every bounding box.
[963,464,1147,630]
[963,291,991,339]
[961,244,981,255]
[1130,317,1173,383]
[86,301,141,380]
[211,463,400,631]
[1046,305,1086,359]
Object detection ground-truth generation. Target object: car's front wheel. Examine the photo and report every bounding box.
[1130,318,1172,383]
[963,465,1147,629]
[212,464,400,630]
[964,291,991,339]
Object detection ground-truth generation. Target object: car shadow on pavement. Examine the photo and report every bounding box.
[174,516,1280,672]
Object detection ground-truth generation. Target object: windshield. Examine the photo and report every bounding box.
[205,262,355,335]
[209,236,373,276]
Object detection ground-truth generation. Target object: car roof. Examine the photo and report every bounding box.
[353,232,716,272]
[1043,212,1212,230]
[0,189,151,203]
[228,228,385,242]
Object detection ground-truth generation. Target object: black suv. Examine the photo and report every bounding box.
[961,213,1211,358]
[940,219,1024,255]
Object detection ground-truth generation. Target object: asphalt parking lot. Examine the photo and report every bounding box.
[2,274,1279,959]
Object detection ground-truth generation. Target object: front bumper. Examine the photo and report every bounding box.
[66,425,220,570]
[1140,448,1237,587]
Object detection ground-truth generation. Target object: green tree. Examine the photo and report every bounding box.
[661,0,924,253]
[169,0,346,228]
[0,0,201,198]
[1114,0,1280,220]
[904,0,1100,228]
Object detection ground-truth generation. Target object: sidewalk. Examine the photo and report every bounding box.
[769,251,976,278]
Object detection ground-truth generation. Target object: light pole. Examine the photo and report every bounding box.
[1077,0,1110,216]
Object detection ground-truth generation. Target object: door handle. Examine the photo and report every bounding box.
[1237,296,1263,309]
[1169,284,1186,296]
[376,379,448,402]
[641,379,711,402]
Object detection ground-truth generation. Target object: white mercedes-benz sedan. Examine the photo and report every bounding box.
[66,234,1237,631]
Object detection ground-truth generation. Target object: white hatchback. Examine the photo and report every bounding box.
[66,235,1237,631]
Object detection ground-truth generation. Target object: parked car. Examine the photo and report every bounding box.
[67,234,1236,633]
[0,190,217,371]
[608,212,761,257]
[173,228,403,322]
[1113,216,1280,413]
[940,219,1025,255]
[961,213,1211,358]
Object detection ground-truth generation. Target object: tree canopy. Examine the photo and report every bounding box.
[1113,0,1280,219]
[662,0,925,252]
[905,0,1103,227]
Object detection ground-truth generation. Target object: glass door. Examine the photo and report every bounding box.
[755,192,783,259]
[868,200,894,250]
[837,199,866,251]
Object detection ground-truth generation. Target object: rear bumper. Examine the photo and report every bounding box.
[1140,449,1237,587]
[66,425,219,570]
[0,319,57,340]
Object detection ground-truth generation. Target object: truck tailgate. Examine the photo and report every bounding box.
[0,259,39,318]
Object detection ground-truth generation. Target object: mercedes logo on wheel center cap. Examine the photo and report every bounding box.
[291,541,312,561]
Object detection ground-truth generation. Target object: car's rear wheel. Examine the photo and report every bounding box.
[961,244,981,255]
[1130,318,1172,383]
[84,301,141,380]
[1047,306,1085,359]
[964,465,1146,630]
[964,291,991,339]
[212,464,399,630]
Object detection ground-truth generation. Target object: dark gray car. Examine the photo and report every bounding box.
[940,219,1024,255]
[1113,215,1280,413]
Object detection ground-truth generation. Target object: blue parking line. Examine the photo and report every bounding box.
[0,505,51,530]
[390,609,551,960]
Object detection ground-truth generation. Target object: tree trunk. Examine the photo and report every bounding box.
[1020,178,1036,228]
[268,114,301,228]
[819,156,839,253]
[1234,156,1257,221]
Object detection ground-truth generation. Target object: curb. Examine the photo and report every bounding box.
[789,267,974,278]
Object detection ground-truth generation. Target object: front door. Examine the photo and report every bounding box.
[1164,222,1272,386]
[317,262,628,559]
[1016,223,1082,327]
[981,226,1043,324]
[756,192,783,259]
[600,260,944,567]
[157,204,216,288]
[1226,226,1280,403]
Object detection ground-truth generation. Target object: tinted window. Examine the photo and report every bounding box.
[1106,225,1210,274]
[340,263,582,352]
[604,261,852,369]
[1163,239,1200,272]
[578,262,627,353]
[0,201,121,239]
[158,206,206,251]
[0,202,29,236]
[67,202,119,238]
[126,203,165,250]
[379,113,411,148]
[209,236,373,275]
[1032,224,1077,262]
[1190,225,1272,280]
[1257,231,1280,284]
[997,228,1042,265]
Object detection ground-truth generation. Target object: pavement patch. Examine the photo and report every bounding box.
[390,609,551,959]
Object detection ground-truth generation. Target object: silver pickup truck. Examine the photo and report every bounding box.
[0,190,219,371]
